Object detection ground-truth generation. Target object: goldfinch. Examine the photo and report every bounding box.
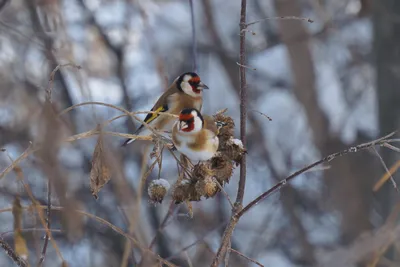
[122,72,209,146]
[172,108,219,161]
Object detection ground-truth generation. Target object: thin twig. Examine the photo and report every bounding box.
[0,237,28,267]
[211,0,248,265]
[2,150,64,262]
[47,63,81,100]
[1,228,63,237]
[383,143,400,153]
[214,178,234,209]
[373,159,400,192]
[237,131,398,218]
[58,101,177,138]
[18,176,64,262]
[372,147,399,193]
[0,144,36,181]
[37,176,52,267]
[166,148,193,179]
[189,0,197,72]
[250,109,272,121]
[236,62,256,70]
[0,205,177,267]
[229,248,264,267]
[246,16,314,27]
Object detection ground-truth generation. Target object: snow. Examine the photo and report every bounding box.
[0,0,380,266]
[230,138,243,149]
[150,178,171,191]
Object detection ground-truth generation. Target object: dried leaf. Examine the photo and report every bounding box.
[12,197,28,261]
[90,130,111,199]
[215,108,228,115]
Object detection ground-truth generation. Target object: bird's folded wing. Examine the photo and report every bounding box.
[203,115,219,135]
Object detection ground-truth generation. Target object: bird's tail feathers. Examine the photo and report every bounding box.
[121,138,136,147]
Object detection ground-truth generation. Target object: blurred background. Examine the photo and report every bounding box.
[0,0,399,266]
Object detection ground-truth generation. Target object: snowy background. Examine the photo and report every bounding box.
[0,0,399,266]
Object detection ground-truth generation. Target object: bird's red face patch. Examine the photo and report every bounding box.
[179,114,195,132]
[189,76,200,84]
[189,76,201,94]
[179,113,193,121]
[181,121,195,132]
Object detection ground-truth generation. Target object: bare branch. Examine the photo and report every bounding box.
[214,179,234,209]
[0,237,28,267]
[236,62,256,70]
[237,131,398,218]
[246,16,314,27]
[383,143,400,153]
[37,176,52,267]
[372,147,399,193]
[229,248,264,267]
[211,0,248,265]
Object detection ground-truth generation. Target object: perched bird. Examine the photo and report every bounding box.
[122,72,209,146]
[172,108,219,161]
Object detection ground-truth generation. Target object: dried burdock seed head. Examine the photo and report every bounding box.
[192,162,213,180]
[170,110,246,206]
[224,137,246,164]
[210,154,234,185]
[214,113,235,144]
[212,112,245,164]
[172,181,201,203]
[148,179,170,203]
[195,176,218,198]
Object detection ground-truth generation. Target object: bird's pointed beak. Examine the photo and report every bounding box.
[197,81,209,90]
[180,121,188,130]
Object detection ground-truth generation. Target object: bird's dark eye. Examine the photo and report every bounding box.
[186,117,195,124]
[188,76,200,86]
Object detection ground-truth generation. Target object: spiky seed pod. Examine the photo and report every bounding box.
[172,182,201,203]
[195,176,218,198]
[213,113,245,164]
[210,154,234,185]
[213,113,235,144]
[223,137,246,164]
[192,162,214,180]
[148,179,170,203]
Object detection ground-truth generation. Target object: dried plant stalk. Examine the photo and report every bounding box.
[12,197,28,261]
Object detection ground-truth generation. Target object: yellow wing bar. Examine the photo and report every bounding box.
[143,105,168,125]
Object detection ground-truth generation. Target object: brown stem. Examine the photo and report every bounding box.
[0,237,28,267]
[236,0,248,206]
[210,0,247,265]
[37,178,51,267]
